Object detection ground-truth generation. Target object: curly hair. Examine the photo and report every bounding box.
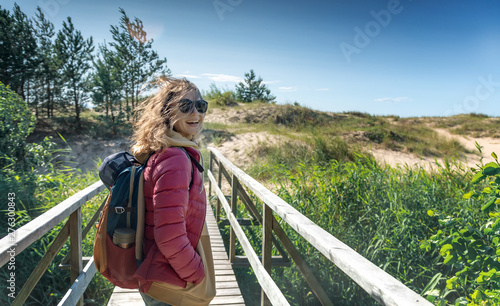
[131,77,201,156]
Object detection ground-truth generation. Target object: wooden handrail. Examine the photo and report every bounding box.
[207,170,290,306]
[0,180,106,305]
[0,181,105,267]
[58,258,97,305]
[207,146,432,306]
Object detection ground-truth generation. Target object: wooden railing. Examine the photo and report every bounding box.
[207,146,432,306]
[0,181,107,306]
[0,147,433,306]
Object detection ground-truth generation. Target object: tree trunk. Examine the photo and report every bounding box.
[26,79,30,106]
[46,79,51,118]
[73,83,80,124]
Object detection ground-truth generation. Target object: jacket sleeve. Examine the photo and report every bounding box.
[151,149,205,284]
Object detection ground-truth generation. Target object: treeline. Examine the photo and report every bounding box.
[0,4,170,125]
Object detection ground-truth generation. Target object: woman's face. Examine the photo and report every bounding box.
[173,90,205,139]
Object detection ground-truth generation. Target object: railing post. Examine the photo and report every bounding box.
[69,208,83,306]
[261,204,273,306]
[209,151,213,199]
[216,163,223,222]
[229,174,238,263]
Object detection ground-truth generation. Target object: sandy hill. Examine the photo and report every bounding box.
[201,103,500,171]
[49,103,499,173]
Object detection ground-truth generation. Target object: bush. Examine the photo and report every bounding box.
[203,83,238,107]
[0,82,36,169]
[422,150,500,305]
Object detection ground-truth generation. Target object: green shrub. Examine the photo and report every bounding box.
[422,150,500,305]
[0,82,36,170]
[203,83,238,107]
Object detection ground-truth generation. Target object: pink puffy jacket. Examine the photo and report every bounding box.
[134,146,206,293]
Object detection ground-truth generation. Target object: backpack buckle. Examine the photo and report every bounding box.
[115,207,125,214]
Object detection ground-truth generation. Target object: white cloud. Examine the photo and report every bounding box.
[262,80,281,84]
[316,88,330,91]
[175,74,201,79]
[278,86,297,92]
[374,97,411,103]
[201,73,243,83]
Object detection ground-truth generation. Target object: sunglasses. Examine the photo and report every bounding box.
[178,99,208,114]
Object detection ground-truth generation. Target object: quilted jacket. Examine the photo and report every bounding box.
[134,146,206,293]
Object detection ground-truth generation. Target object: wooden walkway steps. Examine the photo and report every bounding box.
[107,204,245,305]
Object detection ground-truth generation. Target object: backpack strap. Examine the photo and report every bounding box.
[177,147,204,189]
[126,166,137,228]
[126,152,154,228]
[136,166,146,262]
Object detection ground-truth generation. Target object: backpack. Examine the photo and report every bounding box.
[93,148,202,289]
[93,151,152,289]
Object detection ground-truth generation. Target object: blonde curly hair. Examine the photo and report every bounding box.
[131,77,202,156]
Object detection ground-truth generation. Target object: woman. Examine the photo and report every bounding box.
[130,77,212,306]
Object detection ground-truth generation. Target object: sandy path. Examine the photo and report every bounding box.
[372,129,500,170]
[434,128,500,162]
[205,131,281,168]
[61,138,132,172]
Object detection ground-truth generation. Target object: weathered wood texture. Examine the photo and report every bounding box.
[107,203,245,305]
[1,181,106,306]
[208,171,290,306]
[58,259,97,306]
[11,221,70,306]
[0,181,106,268]
[208,147,432,306]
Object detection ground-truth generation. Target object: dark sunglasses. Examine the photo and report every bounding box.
[178,99,208,114]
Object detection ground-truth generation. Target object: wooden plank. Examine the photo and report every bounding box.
[208,147,431,306]
[213,254,229,260]
[216,281,240,289]
[209,152,213,198]
[0,181,106,268]
[107,287,144,306]
[58,259,97,306]
[212,246,227,251]
[210,296,246,304]
[216,163,223,222]
[214,264,233,270]
[215,269,235,276]
[69,209,83,284]
[214,288,244,296]
[229,175,238,263]
[262,204,273,306]
[215,275,237,282]
[208,171,290,306]
[11,221,70,306]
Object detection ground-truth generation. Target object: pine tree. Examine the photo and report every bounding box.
[55,17,94,124]
[0,4,39,99]
[110,8,170,119]
[32,7,58,119]
[235,69,276,103]
[92,44,122,127]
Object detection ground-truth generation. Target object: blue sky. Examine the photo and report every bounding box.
[4,0,500,117]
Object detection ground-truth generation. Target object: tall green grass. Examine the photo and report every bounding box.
[215,149,478,305]
[0,169,113,305]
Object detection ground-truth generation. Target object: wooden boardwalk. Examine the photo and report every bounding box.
[107,204,245,305]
